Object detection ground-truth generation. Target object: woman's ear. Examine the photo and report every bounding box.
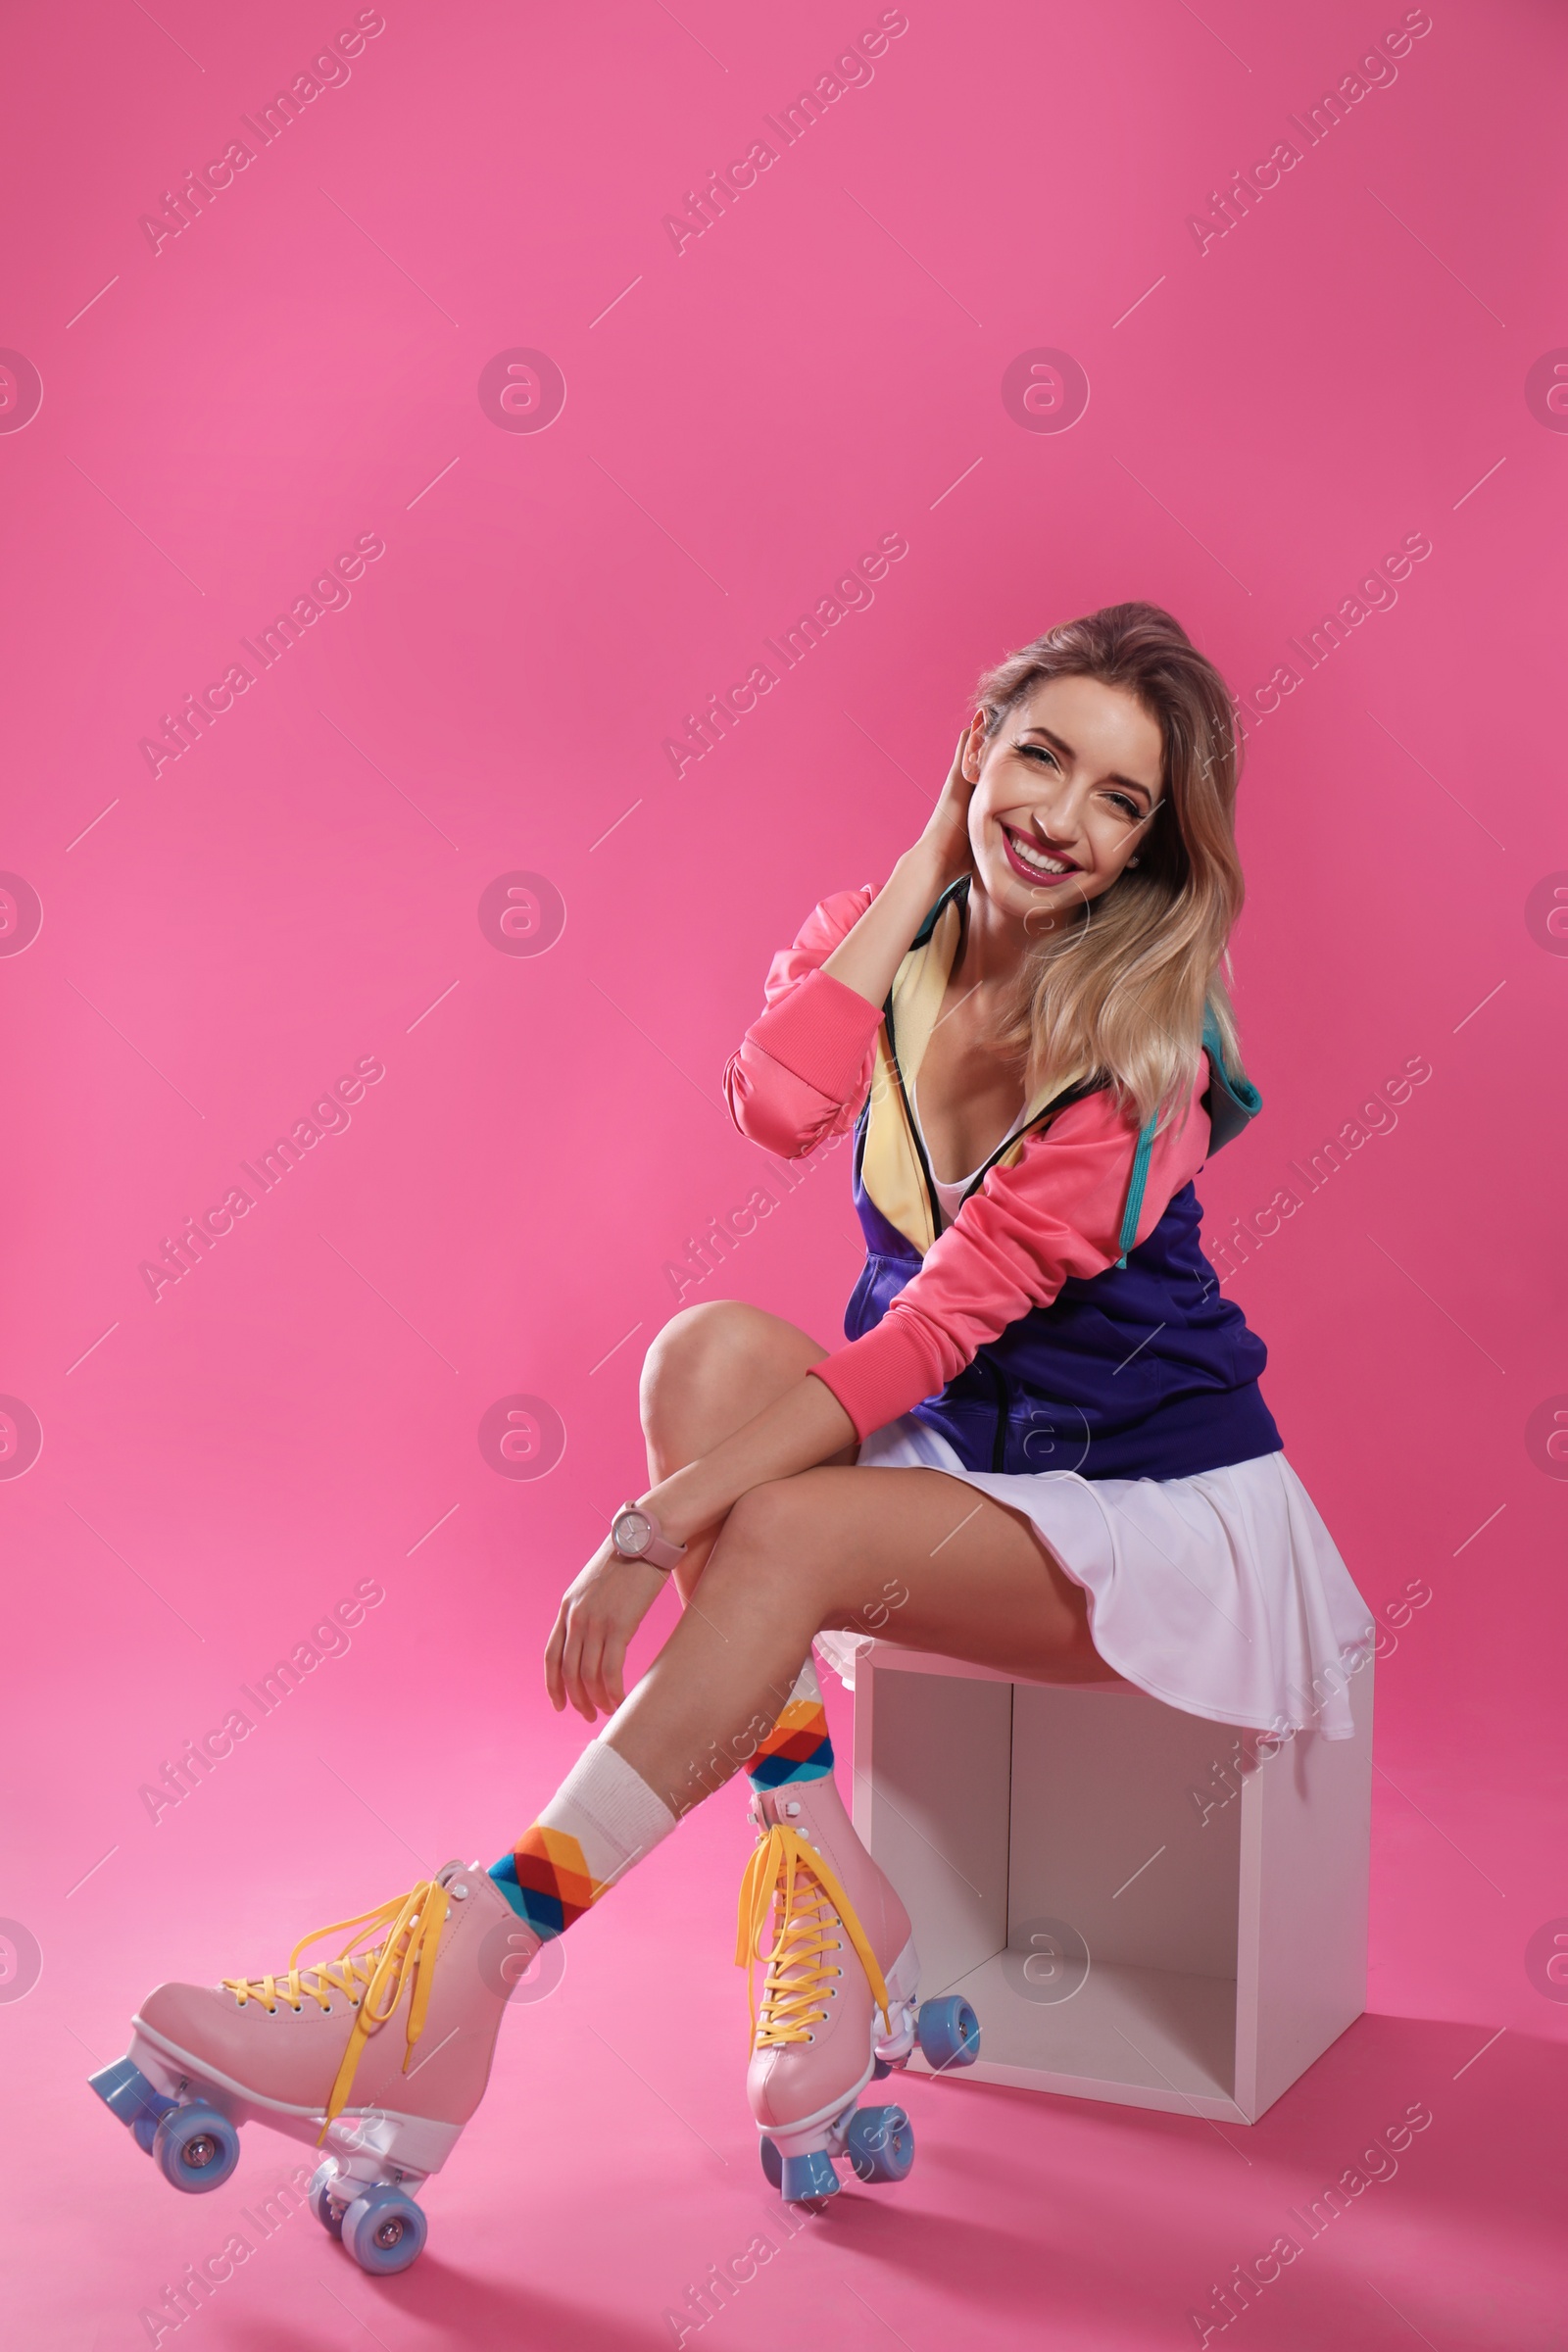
[961,710,987,781]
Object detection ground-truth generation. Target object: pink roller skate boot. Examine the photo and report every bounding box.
[737,1776,980,2202]
[89,1860,536,2275]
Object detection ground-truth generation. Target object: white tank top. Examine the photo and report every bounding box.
[910,1077,1030,1227]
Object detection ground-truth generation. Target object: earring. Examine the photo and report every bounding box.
[1128,855,1141,867]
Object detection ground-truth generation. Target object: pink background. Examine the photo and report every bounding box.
[3,2,1565,2344]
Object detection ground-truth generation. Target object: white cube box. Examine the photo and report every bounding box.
[851,1644,1373,2124]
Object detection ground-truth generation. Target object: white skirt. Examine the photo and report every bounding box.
[813,1413,1376,1741]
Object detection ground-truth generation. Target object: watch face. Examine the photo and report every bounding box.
[614,1509,650,1554]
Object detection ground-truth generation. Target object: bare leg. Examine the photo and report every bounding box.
[638,1299,858,1600]
[611,1301,1122,1814]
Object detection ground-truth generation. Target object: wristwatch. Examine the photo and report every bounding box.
[610,1501,688,1572]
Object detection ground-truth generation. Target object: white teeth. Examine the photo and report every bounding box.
[1009,834,1069,874]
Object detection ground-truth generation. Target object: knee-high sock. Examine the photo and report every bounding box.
[489,1737,678,1936]
[746,1655,835,1788]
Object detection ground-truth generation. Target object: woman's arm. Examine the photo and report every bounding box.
[545,1374,855,1721]
[819,734,973,1007]
[546,1081,1207,1721]
[562,1076,1208,1709]
[722,734,978,1158]
[721,888,881,1158]
[648,1372,856,1544]
[547,736,980,1719]
[812,1078,1213,1440]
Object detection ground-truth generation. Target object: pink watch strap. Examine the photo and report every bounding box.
[640,1522,686,1572]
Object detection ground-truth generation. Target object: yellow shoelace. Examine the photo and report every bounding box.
[736,1824,891,2050]
[222,1879,450,2137]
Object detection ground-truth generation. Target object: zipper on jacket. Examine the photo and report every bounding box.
[884,878,974,1236]
[986,1356,1010,1472]
[956,1073,1102,1212]
[885,880,1107,1237]
[881,987,948,1238]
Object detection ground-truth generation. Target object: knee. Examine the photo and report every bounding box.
[709,1479,830,1597]
[698,1479,845,1643]
[721,1477,805,1554]
[641,1301,781,1445]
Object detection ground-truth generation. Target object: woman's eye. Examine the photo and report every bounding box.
[1105,793,1140,820]
[1017,743,1057,769]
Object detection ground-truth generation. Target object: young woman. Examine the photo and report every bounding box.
[97,604,1373,2269]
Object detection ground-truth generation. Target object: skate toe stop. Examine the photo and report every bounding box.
[780,2149,840,2202]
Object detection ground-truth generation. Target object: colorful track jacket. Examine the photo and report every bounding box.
[723,878,1283,1483]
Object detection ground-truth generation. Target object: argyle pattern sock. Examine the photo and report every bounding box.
[489,1736,679,1936]
[747,1655,835,1788]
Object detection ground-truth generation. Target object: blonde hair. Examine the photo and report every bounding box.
[976,602,1246,1132]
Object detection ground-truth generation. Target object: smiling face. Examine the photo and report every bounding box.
[963,673,1166,923]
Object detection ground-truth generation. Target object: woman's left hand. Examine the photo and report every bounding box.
[545,1540,669,1722]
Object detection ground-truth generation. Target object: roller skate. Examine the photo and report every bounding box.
[88,1859,531,2275]
[738,1777,980,2204]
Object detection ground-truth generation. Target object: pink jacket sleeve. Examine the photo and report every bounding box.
[808,1077,1213,1440]
[722,886,884,1158]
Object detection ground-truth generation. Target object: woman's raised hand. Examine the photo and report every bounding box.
[915,726,980,885]
[819,722,985,1010]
